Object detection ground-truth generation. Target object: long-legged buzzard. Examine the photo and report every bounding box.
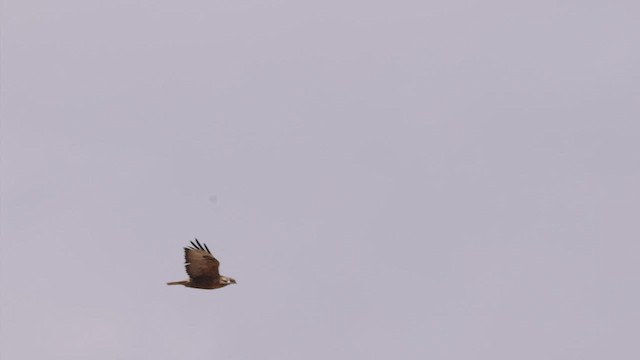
[167,239,236,290]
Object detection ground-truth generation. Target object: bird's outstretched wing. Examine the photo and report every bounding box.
[184,238,220,280]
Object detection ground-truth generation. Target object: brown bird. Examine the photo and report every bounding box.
[167,239,237,290]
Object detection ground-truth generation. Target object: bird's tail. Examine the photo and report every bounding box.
[166,280,189,286]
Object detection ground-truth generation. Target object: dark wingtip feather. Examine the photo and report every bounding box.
[187,238,212,254]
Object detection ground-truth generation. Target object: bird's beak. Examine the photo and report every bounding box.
[231,279,237,284]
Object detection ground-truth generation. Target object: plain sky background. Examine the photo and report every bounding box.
[1,1,639,359]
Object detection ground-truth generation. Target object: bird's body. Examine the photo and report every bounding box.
[167,239,236,290]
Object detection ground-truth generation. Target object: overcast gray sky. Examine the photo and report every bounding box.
[2,1,640,359]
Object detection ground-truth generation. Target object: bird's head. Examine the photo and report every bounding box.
[221,276,237,286]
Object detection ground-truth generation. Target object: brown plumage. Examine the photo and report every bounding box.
[167,239,237,290]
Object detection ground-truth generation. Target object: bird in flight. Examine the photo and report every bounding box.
[167,239,237,290]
